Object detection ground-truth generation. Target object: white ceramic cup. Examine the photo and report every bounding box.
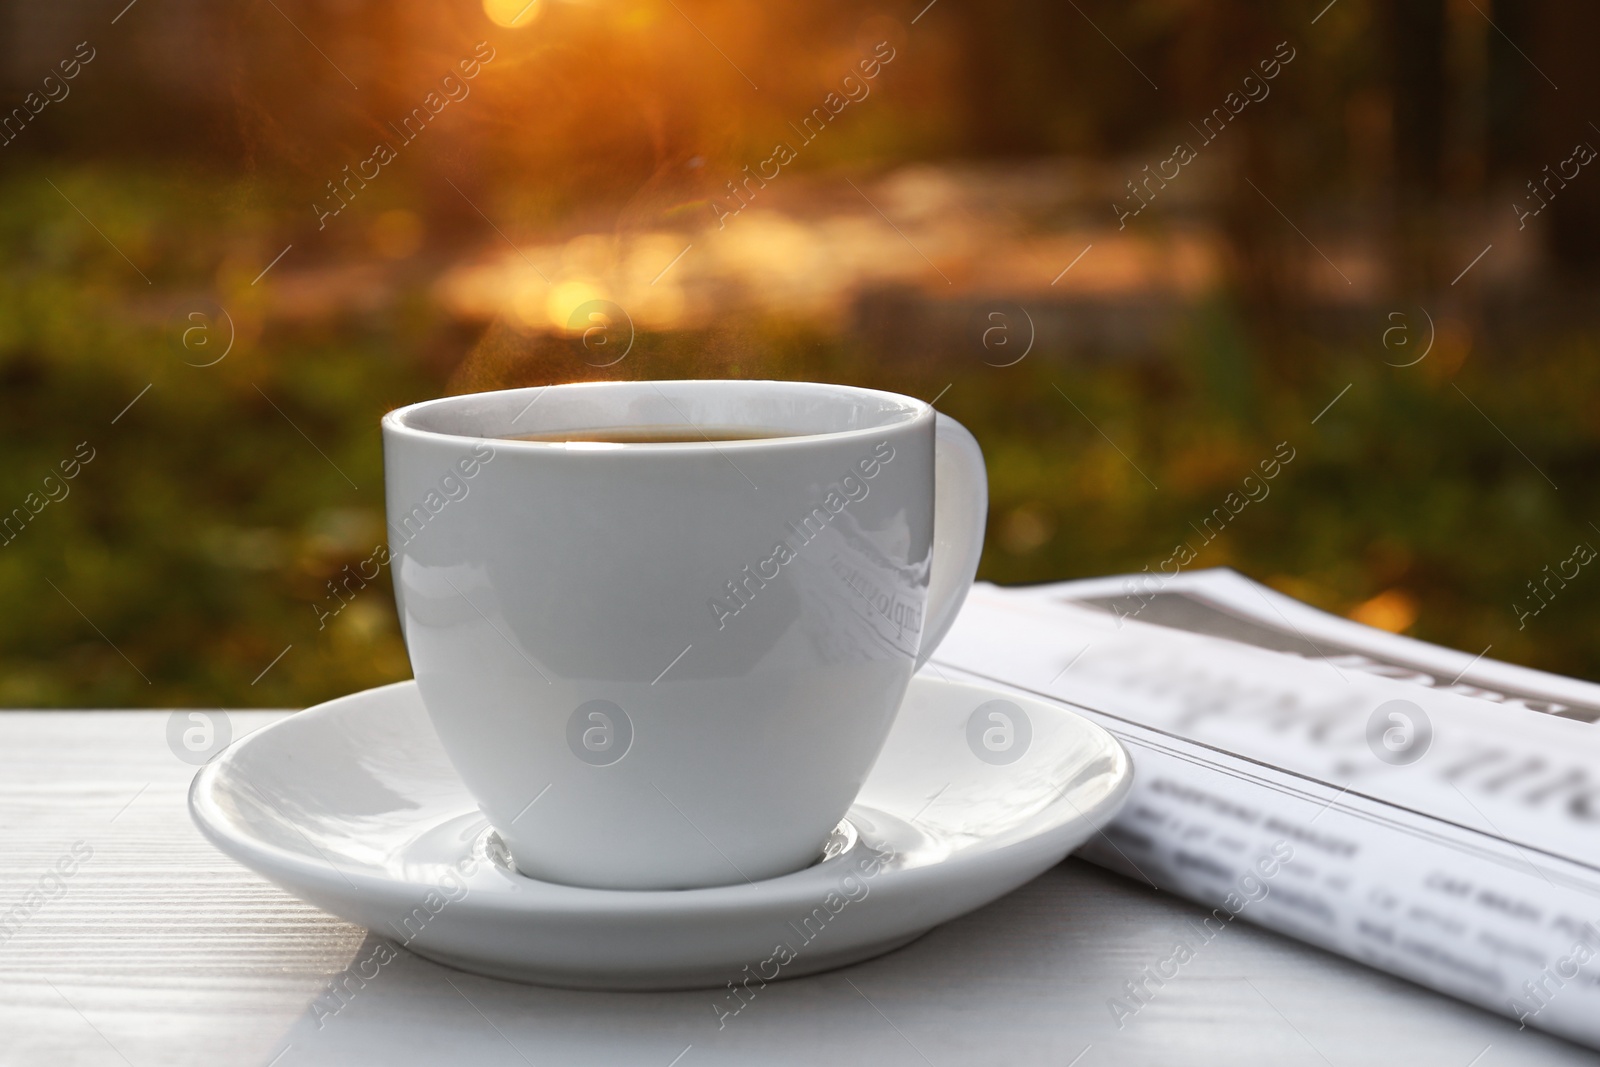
[382,380,987,890]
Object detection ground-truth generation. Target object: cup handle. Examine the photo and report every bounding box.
[915,413,988,671]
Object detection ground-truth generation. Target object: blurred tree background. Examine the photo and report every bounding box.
[1,0,1597,707]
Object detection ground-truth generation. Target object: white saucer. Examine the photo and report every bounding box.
[189,674,1131,990]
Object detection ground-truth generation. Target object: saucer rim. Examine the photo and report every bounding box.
[189,675,1133,917]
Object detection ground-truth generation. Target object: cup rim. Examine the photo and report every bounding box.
[382,379,933,452]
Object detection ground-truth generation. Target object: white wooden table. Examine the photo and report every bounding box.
[1,710,1593,1067]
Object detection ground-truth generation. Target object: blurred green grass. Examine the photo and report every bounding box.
[3,166,1598,707]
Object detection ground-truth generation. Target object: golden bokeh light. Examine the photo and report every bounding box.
[546,279,606,331]
[1349,590,1420,634]
[482,0,541,29]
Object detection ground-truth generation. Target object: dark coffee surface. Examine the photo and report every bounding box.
[503,425,797,444]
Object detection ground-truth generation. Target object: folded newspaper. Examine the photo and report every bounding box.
[929,569,1600,1050]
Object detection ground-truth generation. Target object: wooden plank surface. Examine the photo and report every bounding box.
[0,710,1592,1067]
